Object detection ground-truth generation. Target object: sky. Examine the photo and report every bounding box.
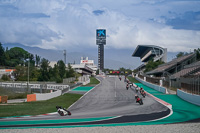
[0,0,200,54]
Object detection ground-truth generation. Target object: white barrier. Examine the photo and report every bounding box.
[82,78,90,85]
[135,77,167,94]
[177,89,200,106]
[35,90,62,101]
[0,82,69,90]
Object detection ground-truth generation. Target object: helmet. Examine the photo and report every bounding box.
[56,106,61,109]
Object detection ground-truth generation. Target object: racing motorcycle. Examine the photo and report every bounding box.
[135,95,143,105]
[56,106,71,116]
[141,90,146,98]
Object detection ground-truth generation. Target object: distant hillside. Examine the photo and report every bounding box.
[2,43,138,69]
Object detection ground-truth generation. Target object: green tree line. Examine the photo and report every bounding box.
[0,43,76,83]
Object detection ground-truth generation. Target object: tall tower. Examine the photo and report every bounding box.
[63,50,66,64]
[96,29,106,71]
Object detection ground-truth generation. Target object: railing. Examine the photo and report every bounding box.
[163,80,170,88]
[146,76,160,85]
[181,76,200,95]
[138,74,144,80]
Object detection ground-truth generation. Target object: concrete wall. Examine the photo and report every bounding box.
[177,89,200,106]
[82,78,90,85]
[135,76,166,94]
[35,90,62,101]
[79,75,90,85]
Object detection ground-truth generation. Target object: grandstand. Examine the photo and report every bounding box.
[146,53,196,77]
[132,45,167,72]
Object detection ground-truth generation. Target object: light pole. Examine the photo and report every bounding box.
[27,55,30,93]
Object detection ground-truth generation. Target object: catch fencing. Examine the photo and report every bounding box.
[0,82,70,93]
[180,75,200,95]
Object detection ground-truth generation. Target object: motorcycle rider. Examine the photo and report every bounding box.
[141,90,146,97]
[135,94,140,103]
[140,87,144,93]
[126,83,129,90]
[56,106,71,116]
[135,85,139,93]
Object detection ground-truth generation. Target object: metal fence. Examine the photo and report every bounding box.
[180,75,200,95]
[163,80,170,88]
[146,76,160,85]
[63,77,76,84]
[0,82,70,93]
[138,73,200,95]
[138,74,144,80]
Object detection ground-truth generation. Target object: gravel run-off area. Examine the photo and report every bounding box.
[1,123,200,133]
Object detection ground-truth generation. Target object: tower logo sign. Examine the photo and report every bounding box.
[97,29,106,37]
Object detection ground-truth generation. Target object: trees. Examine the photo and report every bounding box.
[0,45,77,82]
[144,60,164,72]
[1,75,10,81]
[38,58,50,81]
[57,60,66,79]
[176,52,185,58]
[5,47,29,67]
[66,63,75,78]
[194,48,200,60]
[0,42,5,66]
[35,54,41,67]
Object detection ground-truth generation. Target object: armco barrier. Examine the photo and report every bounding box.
[177,89,200,106]
[135,77,166,94]
[35,90,62,101]
[27,94,36,102]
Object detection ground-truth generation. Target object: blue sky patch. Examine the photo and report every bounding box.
[93,10,105,16]
[166,11,200,31]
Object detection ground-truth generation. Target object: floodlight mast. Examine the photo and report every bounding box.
[63,50,66,64]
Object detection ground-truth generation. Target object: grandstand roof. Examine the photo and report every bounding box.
[132,45,167,63]
[146,53,196,75]
[132,45,164,57]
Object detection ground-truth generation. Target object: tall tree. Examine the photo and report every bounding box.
[49,64,62,83]
[35,54,41,67]
[38,58,49,81]
[0,42,5,66]
[194,48,200,60]
[6,47,28,67]
[57,60,66,79]
[144,60,164,72]
[66,63,75,78]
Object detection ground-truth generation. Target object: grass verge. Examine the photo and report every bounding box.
[127,76,140,83]
[85,76,100,86]
[0,93,82,117]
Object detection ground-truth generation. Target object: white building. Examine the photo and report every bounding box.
[71,57,97,75]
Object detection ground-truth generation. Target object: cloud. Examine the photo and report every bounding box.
[0,0,200,53]
[165,11,200,31]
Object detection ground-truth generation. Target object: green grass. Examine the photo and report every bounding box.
[127,76,140,83]
[0,93,82,117]
[0,87,28,100]
[85,77,100,86]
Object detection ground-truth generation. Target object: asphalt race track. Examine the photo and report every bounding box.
[0,76,170,128]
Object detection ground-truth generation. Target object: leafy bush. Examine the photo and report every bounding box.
[1,74,10,81]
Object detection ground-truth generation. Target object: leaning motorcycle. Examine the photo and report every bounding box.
[56,106,71,116]
[136,97,143,105]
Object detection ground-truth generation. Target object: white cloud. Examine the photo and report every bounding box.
[0,0,200,53]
